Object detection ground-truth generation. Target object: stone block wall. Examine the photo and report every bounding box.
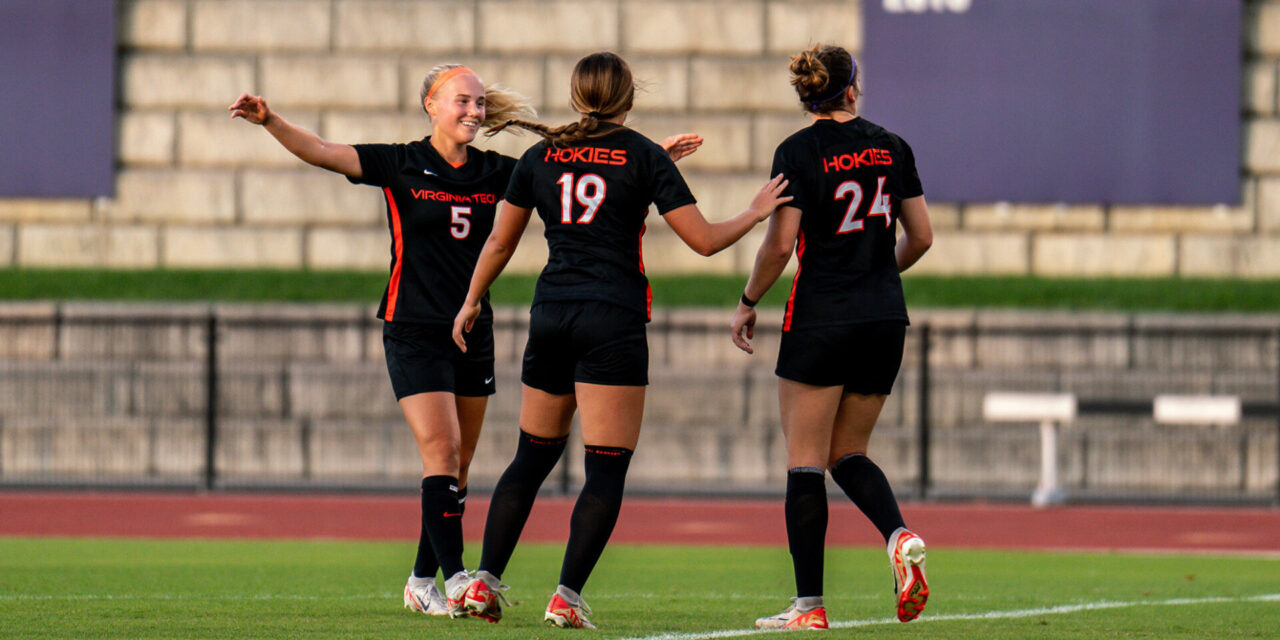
[4,0,1277,276]
[1,303,1277,499]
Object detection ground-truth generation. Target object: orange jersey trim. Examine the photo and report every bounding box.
[384,187,404,321]
[782,231,805,331]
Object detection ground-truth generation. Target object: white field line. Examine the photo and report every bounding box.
[618,593,1280,640]
[5,590,1277,639]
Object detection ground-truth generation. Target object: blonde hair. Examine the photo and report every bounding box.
[486,52,635,147]
[419,63,536,128]
[789,44,861,114]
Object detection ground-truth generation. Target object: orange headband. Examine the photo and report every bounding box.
[426,66,479,101]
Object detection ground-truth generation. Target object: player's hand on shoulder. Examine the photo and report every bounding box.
[748,174,793,221]
[730,305,757,354]
[228,93,273,126]
[660,133,703,162]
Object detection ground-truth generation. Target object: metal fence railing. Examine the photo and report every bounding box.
[1,304,1277,504]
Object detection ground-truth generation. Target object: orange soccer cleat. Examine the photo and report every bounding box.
[888,528,929,622]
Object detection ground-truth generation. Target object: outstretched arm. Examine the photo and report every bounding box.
[663,174,792,257]
[730,206,802,354]
[453,203,534,351]
[228,93,362,179]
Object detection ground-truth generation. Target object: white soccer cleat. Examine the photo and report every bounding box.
[755,598,829,630]
[888,527,929,622]
[544,592,597,629]
[444,571,472,619]
[403,575,448,616]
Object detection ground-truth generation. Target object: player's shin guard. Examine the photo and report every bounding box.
[558,445,633,594]
[830,453,906,543]
[477,430,568,578]
[786,467,828,598]
[421,475,465,578]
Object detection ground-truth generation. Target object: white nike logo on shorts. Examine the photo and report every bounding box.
[484,377,494,384]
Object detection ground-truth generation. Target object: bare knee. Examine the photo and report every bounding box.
[417,432,461,474]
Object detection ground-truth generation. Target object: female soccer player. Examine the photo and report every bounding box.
[451,51,791,629]
[229,65,533,618]
[730,44,934,630]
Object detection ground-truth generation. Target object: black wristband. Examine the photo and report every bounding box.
[740,293,758,308]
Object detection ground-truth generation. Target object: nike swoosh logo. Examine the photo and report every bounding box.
[442,512,462,518]
[423,169,437,176]
[484,377,494,384]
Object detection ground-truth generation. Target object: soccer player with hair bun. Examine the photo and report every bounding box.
[453,51,791,629]
[730,44,934,630]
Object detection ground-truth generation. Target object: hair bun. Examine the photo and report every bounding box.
[789,50,829,95]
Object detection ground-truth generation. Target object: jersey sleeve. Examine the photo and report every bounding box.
[502,146,538,209]
[770,141,808,213]
[893,136,924,199]
[346,143,402,187]
[648,147,697,215]
[495,155,519,201]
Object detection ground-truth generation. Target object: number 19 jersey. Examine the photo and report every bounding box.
[504,124,697,320]
[771,117,924,331]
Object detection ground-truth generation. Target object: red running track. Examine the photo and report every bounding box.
[2,492,1278,553]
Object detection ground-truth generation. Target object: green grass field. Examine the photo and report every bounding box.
[1,538,1275,639]
[5,269,1280,311]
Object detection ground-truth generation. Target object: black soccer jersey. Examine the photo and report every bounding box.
[349,138,516,325]
[504,124,697,319]
[770,117,924,331]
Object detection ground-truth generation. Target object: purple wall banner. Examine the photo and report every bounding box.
[0,0,115,198]
[862,0,1241,205]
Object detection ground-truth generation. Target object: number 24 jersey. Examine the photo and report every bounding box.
[504,124,697,320]
[771,117,924,331]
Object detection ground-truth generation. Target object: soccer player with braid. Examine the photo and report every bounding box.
[229,63,699,621]
[452,51,791,629]
[730,44,935,630]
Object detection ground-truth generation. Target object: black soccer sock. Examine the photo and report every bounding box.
[830,453,906,543]
[558,445,633,594]
[786,467,828,598]
[477,430,568,578]
[412,478,440,579]
[457,484,468,515]
[421,475,466,578]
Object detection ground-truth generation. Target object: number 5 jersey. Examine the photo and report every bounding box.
[349,139,516,325]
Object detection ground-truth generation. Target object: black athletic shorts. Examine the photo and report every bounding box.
[775,321,907,395]
[383,321,496,399]
[521,301,648,395]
